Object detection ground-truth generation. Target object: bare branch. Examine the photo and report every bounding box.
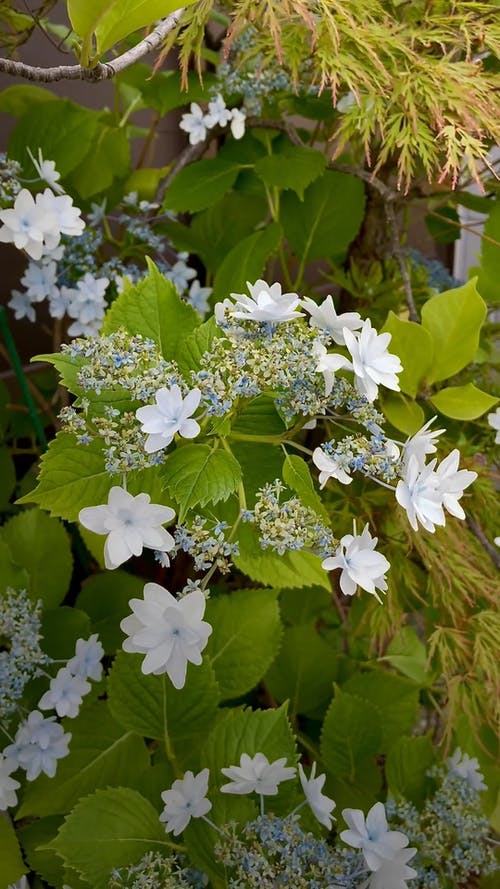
[466,516,500,571]
[0,9,185,82]
[156,139,210,204]
[385,200,419,323]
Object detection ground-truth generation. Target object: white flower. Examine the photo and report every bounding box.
[230,107,246,140]
[120,583,212,688]
[341,802,410,871]
[447,748,487,791]
[36,188,85,239]
[160,768,212,835]
[66,634,104,681]
[313,340,351,395]
[362,847,418,889]
[41,243,65,263]
[298,762,336,829]
[322,524,389,601]
[313,447,352,487]
[214,297,235,325]
[204,94,232,128]
[402,417,444,467]
[38,667,91,718]
[79,487,176,570]
[27,147,64,194]
[221,752,296,796]
[188,279,212,317]
[8,289,36,322]
[165,258,197,293]
[4,710,71,781]
[488,406,500,444]
[229,279,303,323]
[0,754,20,810]
[20,259,58,302]
[435,449,477,520]
[302,295,362,345]
[0,188,58,260]
[495,537,500,547]
[344,319,403,402]
[48,287,72,320]
[64,272,109,337]
[136,385,201,454]
[395,455,445,533]
[179,103,209,145]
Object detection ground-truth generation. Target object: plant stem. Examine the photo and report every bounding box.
[0,308,47,450]
[162,675,181,777]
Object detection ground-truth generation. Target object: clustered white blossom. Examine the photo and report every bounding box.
[180,94,246,145]
[487,406,500,444]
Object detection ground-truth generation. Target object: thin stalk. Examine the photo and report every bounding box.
[0,308,47,450]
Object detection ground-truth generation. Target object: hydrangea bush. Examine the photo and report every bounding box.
[0,2,499,889]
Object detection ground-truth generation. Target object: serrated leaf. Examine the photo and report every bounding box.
[381,312,434,397]
[161,444,242,519]
[9,100,99,177]
[381,627,429,685]
[321,687,383,781]
[164,158,241,213]
[2,508,72,607]
[380,391,425,435]
[102,261,200,359]
[266,623,338,717]
[176,316,219,377]
[255,145,326,198]
[0,817,27,889]
[206,589,282,699]
[51,787,170,889]
[76,571,146,654]
[19,816,66,888]
[386,735,436,807]
[343,671,420,750]
[108,652,220,759]
[430,383,498,420]
[212,223,282,301]
[0,84,56,116]
[68,125,130,198]
[18,701,149,817]
[232,397,286,437]
[282,453,330,522]
[68,0,197,56]
[0,540,29,590]
[421,279,487,383]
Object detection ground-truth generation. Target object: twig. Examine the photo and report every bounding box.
[0,10,185,82]
[156,139,210,204]
[0,309,47,450]
[385,200,419,322]
[466,516,500,570]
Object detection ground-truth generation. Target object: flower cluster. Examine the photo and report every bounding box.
[0,152,22,207]
[0,588,49,720]
[215,27,292,115]
[108,851,201,889]
[174,516,240,573]
[247,480,336,558]
[0,186,84,260]
[313,432,400,487]
[180,94,246,145]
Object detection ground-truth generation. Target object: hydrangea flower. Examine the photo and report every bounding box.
[204,94,233,127]
[401,417,444,467]
[188,279,212,317]
[302,294,362,345]
[230,107,246,139]
[322,524,389,601]
[0,188,58,260]
[344,319,403,402]
[7,289,36,321]
[313,446,353,487]
[395,455,445,533]
[160,768,212,835]
[362,847,418,888]
[341,802,410,871]
[38,667,91,718]
[179,103,208,145]
[435,449,477,520]
[36,187,85,239]
[135,385,201,453]
[20,259,58,302]
[66,634,104,681]
[487,406,500,444]
[0,754,20,810]
[227,279,303,323]
[447,748,487,791]
[27,147,64,194]
[120,583,212,689]
[298,762,336,829]
[64,271,109,337]
[5,710,71,781]
[221,752,296,796]
[79,487,176,570]
[313,341,351,395]
[165,255,197,292]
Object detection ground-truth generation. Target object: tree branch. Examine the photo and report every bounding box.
[384,199,419,323]
[0,9,185,82]
[466,516,500,571]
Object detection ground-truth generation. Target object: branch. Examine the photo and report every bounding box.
[156,139,211,204]
[466,516,500,571]
[0,9,185,82]
[385,200,419,323]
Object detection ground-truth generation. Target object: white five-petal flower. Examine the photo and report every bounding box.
[343,319,403,402]
[435,449,477,520]
[38,667,91,719]
[204,94,232,128]
[4,711,71,781]
[120,583,212,689]
[66,634,104,681]
[160,768,212,835]
[362,847,418,889]
[27,147,64,194]
[298,762,336,829]
[79,487,176,570]
[179,103,208,145]
[395,455,445,533]
[313,446,352,487]
[135,385,201,454]
[322,524,389,601]
[221,752,296,796]
[447,748,487,791]
[302,295,363,345]
[0,189,58,260]
[341,802,410,872]
[0,754,20,810]
[228,279,304,324]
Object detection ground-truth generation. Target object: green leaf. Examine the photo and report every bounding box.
[51,787,170,889]
[266,623,338,717]
[102,261,200,359]
[41,607,91,659]
[0,817,27,889]
[187,192,268,272]
[380,391,424,435]
[281,170,365,263]
[212,223,282,302]
[430,383,498,420]
[381,311,434,397]
[424,206,461,243]
[235,520,330,590]
[206,589,282,699]
[176,316,219,376]
[0,84,56,116]
[108,652,220,757]
[18,701,149,817]
[164,158,241,213]
[67,0,197,56]
[321,687,383,781]
[9,100,99,177]
[19,816,66,888]
[421,279,487,383]
[476,201,500,305]
[0,447,16,506]
[76,570,146,654]
[386,735,436,807]
[0,540,29,590]
[282,453,330,522]
[68,125,130,198]
[343,671,420,750]
[160,444,242,519]
[381,627,429,685]
[255,145,326,198]
[232,396,286,437]
[2,508,72,608]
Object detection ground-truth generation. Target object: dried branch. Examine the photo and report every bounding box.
[0,9,185,82]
